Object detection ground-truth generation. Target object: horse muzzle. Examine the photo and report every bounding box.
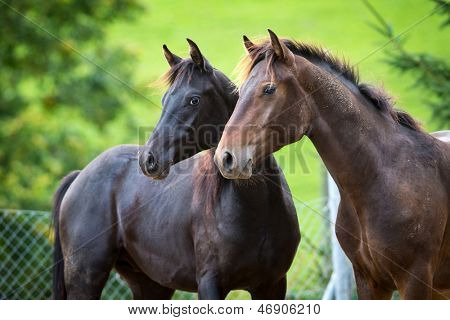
[139,149,170,180]
[214,149,253,180]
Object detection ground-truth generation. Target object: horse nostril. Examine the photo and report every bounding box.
[146,152,158,173]
[222,151,235,173]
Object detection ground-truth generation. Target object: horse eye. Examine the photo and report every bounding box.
[189,96,200,106]
[263,84,276,95]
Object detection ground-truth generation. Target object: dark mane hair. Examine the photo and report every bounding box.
[154,59,199,89]
[154,58,237,96]
[236,38,422,132]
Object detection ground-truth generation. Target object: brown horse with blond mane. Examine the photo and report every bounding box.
[215,30,450,299]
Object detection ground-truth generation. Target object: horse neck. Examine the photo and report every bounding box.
[227,88,239,116]
[299,64,398,193]
[213,71,239,117]
[195,151,281,217]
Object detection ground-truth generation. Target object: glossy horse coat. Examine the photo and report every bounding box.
[52,40,300,299]
[215,31,450,299]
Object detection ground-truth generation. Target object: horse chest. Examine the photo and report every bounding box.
[217,215,297,283]
[190,200,298,288]
[212,229,293,287]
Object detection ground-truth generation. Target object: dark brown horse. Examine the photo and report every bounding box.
[215,30,450,299]
[52,39,300,300]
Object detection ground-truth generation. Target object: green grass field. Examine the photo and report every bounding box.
[103,0,447,298]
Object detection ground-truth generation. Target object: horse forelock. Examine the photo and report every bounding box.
[152,59,200,90]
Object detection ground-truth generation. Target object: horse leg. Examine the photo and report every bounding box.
[63,230,118,299]
[354,269,392,300]
[397,265,433,299]
[64,255,115,299]
[197,273,225,300]
[115,265,174,299]
[250,276,287,300]
[398,278,433,299]
[431,289,450,300]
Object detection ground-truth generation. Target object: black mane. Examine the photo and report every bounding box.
[157,59,199,88]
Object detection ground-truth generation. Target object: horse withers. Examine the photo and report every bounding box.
[215,30,450,299]
[52,39,300,299]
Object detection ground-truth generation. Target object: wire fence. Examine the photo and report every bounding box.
[0,199,331,300]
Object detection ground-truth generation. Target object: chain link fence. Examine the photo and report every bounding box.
[0,200,331,300]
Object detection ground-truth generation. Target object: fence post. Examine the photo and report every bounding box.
[323,173,354,300]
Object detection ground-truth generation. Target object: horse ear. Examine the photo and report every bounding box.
[243,35,256,56]
[267,29,294,64]
[163,44,182,67]
[186,38,205,68]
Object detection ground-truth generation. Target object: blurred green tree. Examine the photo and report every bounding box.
[0,0,143,209]
[364,0,450,128]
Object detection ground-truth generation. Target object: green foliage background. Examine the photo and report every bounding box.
[0,0,142,208]
[1,0,448,211]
